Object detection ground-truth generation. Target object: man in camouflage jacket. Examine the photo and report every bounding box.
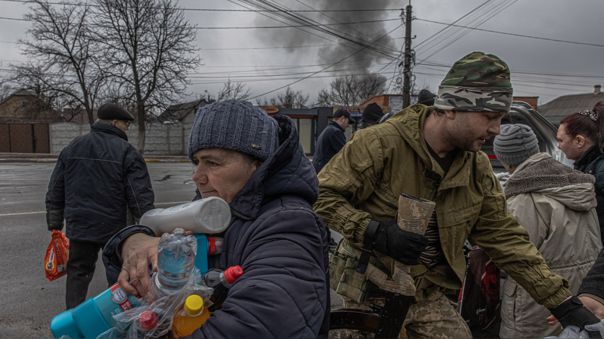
[315,51,599,338]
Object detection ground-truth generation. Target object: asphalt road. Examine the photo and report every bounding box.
[0,162,196,338]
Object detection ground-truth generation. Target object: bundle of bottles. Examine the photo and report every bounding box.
[51,198,240,339]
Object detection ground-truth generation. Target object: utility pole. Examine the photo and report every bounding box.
[402,1,413,107]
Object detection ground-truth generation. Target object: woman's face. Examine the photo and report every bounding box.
[191,148,260,203]
[556,123,588,161]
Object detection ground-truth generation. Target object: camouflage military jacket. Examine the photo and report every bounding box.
[314,104,571,309]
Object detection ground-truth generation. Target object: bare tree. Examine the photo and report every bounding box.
[18,0,106,125]
[0,81,13,102]
[93,0,199,152]
[319,73,386,107]
[216,79,251,102]
[315,89,332,107]
[273,87,309,109]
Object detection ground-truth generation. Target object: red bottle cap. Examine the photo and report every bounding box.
[223,265,244,284]
[139,310,158,331]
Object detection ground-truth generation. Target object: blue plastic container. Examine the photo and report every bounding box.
[50,234,209,338]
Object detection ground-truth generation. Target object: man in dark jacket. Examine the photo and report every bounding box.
[46,103,155,309]
[313,109,352,173]
[361,102,384,128]
[102,100,329,338]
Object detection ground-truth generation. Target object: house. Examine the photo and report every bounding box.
[158,98,208,125]
[539,85,603,125]
[259,105,333,155]
[0,89,61,153]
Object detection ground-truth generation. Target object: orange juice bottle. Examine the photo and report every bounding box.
[172,294,211,337]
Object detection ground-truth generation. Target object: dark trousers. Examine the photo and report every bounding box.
[66,240,103,309]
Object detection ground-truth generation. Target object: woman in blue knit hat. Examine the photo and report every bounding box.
[102,100,329,338]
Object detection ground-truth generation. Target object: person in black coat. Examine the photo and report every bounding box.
[45,103,155,309]
[102,100,330,338]
[312,109,352,173]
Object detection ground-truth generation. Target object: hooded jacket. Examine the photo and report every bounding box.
[103,115,330,338]
[313,121,346,173]
[45,122,154,244]
[499,153,602,339]
[574,145,604,243]
[315,104,571,309]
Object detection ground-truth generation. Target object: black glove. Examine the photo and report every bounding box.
[550,296,601,331]
[46,209,64,231]
[372,219,427,265]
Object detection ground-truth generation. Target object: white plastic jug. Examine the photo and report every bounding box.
[140,197,231,235]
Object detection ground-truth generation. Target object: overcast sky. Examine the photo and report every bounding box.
[1,0,603,106]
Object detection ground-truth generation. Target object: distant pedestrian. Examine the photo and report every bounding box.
[361,103,384,128]
[557,101,604,242]
[417,89,436,106]
[313,108,352,173]
[45,102,155,309]
[495,124,602,338]
[379,89,435,123]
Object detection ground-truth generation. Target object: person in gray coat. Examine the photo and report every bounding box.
[494,124,602,338]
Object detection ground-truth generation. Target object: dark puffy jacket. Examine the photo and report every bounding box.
[46,122,155,244]
[103,115,330,338]
[574,145,604,242]
[312,121,346,173]
[579,249,604,300]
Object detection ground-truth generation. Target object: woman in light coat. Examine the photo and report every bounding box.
[494,124,602,339]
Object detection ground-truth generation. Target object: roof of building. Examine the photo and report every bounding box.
[158,98,208,123]
[539,85,604,125]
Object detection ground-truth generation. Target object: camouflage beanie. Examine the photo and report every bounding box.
[434,51,513,113]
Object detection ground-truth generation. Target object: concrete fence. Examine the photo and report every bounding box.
[50,122,190,155]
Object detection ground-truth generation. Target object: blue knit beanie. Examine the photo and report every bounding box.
[493,124,539,166]
[188,100,279,161]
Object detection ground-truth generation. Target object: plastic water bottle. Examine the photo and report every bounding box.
[137,309,158,334]
[139,197,231,235]
[203,266,244,311]
[172,294,211,337]
[153,228,197,297]
[203,265,244,289]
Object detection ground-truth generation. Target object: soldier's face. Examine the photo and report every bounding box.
[446,111,505,152]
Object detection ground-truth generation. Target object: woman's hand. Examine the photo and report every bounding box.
[579,295,604,319]
[118,233,160,301]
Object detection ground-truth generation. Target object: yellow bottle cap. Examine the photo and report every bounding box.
[184,295,204,315]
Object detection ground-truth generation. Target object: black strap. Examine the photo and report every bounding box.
[356,220,380,274]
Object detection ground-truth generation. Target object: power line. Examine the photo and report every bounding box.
[0,0,401,13]
[416,17,604,49]
[192,18,400,30]
[246,23,402,100]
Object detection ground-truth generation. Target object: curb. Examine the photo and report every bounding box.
[0,153,189,163]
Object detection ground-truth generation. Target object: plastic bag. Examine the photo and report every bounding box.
[96,269,213,339]
[45,230,69,281]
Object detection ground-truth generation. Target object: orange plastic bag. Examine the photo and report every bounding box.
[45,230,70,281]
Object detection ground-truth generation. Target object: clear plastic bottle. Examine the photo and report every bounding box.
[172,294,211,337]
[137,309,158,335]
[203,265,243,288]
[153,228,197,297]
[203,265,244,311]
